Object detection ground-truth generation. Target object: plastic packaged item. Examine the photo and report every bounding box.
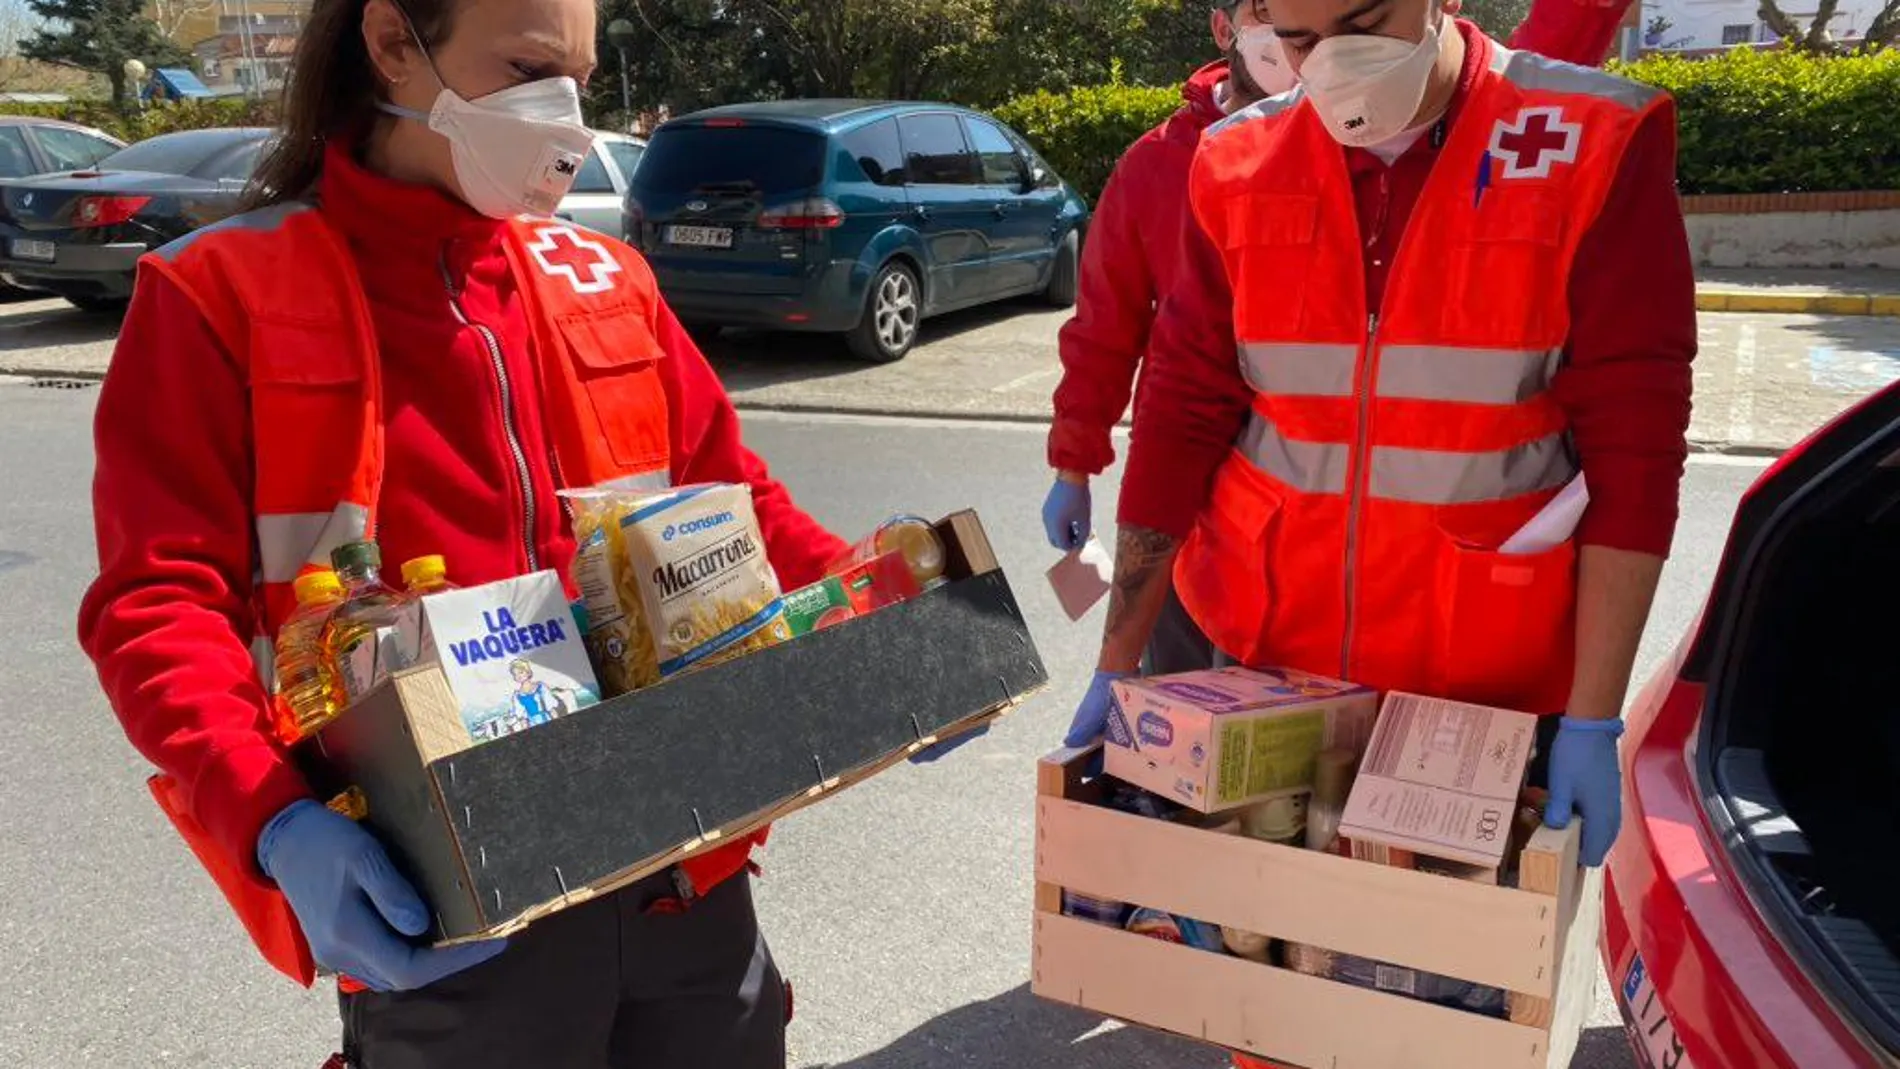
[834,514,946,589]
[401,555,456,594]
[1222,927,1273,962]
[564,483,791,694]
[1304,748,1359,853]
[783,576,857,636]
[322,541,407,709]
[1126,907,1225,953]
[1330,953,1506,1018]
[1241,793,1309,846]
[1061,890,1130,928]
[271,570,346,743]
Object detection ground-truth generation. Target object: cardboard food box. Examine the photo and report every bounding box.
[1033,743,1599,1069]
[1104,667,1378,813]
[1339,693,1538,870]
[302,511,1046,942]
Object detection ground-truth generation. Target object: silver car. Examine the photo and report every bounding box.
[557,131,645,241]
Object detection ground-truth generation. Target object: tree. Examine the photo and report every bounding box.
[20,0,190,109]
[1758,0,1900,53]
[1459,0,1533,41]
[147,0,215,44]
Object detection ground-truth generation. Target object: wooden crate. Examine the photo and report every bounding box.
[1032,745,1601,1069]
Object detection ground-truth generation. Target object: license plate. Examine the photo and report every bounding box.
[665,225,734,249]
[1621,954,1694,1069]
[9,239,55,262]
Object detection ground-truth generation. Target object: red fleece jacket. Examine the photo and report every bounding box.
[77,144,848,875]
[1122,23,1696,558]
[1046,0,1638,477]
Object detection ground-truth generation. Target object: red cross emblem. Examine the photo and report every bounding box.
[1487,106,1582,181]
[526,225,622,296]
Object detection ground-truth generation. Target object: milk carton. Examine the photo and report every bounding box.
[401,571,602,745]
[1105,667,1379,813]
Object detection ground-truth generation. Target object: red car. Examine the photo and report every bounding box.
[1605,380,1900,1069]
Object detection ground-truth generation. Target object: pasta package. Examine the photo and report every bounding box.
[564,482,790,695]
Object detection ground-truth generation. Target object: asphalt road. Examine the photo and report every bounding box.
[0,382,1766,1068]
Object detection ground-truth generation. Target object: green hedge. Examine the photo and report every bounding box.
[999,48,1900,201]
[993,80,1180,206]
[1614,48,1900,195]
[0,98,279,143]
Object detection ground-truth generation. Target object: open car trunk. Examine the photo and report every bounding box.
[1697,384,1900,1056]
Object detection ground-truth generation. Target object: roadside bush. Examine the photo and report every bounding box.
[1615,47,1900,195]
[0,98,279,144]
[993,78,1179,204]
[1000,48,1900,201]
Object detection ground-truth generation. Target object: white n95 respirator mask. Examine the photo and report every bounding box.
[1237,24,1300,98]
[379,56,594,219]
[1297,8,1444,148]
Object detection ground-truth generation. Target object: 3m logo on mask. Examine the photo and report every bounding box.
[527,224,623,296]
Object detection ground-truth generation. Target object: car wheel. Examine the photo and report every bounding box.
[1043,230,1079,308]
[847,261,921,363]
[66,294,129,316]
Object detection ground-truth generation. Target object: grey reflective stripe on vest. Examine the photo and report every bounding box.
[1375,345,1561,404]
[1370,434,1576,505]
[1491,46,1662,113]
[1240,411,1350,494]
[256,503,371,584]
[153,200,312,263]
[1240,341,1358,397]
[1205,87,1307,139]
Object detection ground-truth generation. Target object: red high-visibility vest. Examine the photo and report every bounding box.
[140,203,762,986]
[1177,36,1669,715]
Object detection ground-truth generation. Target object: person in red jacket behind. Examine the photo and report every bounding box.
[1042,0,1632,681]
[76,0,845,1065]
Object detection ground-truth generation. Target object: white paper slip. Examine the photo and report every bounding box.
[1047,535,1114,621]
[1499,474,1589,555]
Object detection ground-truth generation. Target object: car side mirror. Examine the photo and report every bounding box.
[1026,166,1048,193]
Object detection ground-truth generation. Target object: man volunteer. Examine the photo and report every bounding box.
[1042,0,1633,676]
[1067,0,1697,870]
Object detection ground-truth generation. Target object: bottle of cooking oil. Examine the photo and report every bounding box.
[401,554,456,594]
[270,570,345,744]
[323,541,407,709]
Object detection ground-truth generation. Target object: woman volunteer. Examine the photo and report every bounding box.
[76,0,846,1064]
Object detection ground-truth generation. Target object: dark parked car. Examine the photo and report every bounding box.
[627,100,1089,362]
[0,116,124,180]
[0,126,271,312]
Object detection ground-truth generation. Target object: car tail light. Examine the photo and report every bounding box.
[73,195,151,228]
[704,118,747,128]
[759,197,845,230]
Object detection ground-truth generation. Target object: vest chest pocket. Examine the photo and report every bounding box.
[1221,194,1319,337]
[1439,188,1567,343]
[247,317,366,505]
[556,308,671,472]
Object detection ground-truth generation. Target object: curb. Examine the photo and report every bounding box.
[1696,290,1900,317]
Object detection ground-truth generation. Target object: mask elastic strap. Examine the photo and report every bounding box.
[376,100,431,124]
[378,3,452,122]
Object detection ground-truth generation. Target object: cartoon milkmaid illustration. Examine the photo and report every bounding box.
[510,659,576,727]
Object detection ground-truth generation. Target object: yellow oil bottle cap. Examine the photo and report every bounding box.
[292,570,343,605]
[402,554,449,590]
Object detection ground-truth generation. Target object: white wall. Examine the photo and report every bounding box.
[1687,210,1900,269]
[1642,0,1883,51]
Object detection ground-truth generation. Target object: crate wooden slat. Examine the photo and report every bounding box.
[1032,744,1601,1069]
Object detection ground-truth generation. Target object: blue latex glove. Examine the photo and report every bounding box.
[258,800,509,992]
[1042,478,1091,552]
[1063,669,1132,748]
[909,722,992,765]
[1543,716,1626,867]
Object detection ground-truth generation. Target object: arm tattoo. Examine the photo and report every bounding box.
[1104,525,1179,640]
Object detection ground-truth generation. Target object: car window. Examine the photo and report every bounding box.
[965,118,1027,188]
[34,125,118,171]
[570,148,616,194]
[633,125,826,196]
[839,118,905,186]
[897,113,978,186]
[0,128,34,178]
[604,141,644,181]
[99,133,236,175]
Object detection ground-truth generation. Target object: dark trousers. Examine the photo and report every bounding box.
[340,871,785,1069]
[1141,584,1217,677]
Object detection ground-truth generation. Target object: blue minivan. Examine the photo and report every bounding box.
[626,100,1090,362]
